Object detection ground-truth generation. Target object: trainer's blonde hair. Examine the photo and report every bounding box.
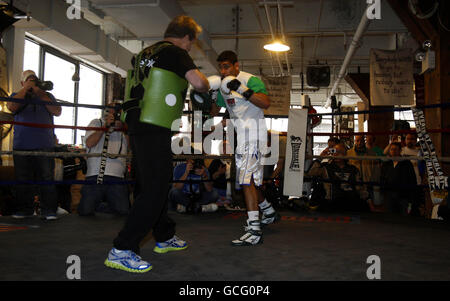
[164,15,202,41]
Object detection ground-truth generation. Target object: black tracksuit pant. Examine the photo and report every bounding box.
[113,109,175,254]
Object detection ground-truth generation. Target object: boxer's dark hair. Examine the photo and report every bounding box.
[217,50,238,64]
[164,15,202,41]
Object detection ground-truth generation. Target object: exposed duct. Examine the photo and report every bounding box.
[92,1,160,9]
[324,4,372,108]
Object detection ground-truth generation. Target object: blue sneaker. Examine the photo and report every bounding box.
[153,235,188,254]
[104,248,152,273]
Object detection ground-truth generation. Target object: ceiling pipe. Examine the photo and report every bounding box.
[123,31,403,41]
[92,1,160,9]
[263,3,284,76]
[312,0,324,59]
[324,4,372,108]
[252,0,275,75]
[277,0,290,75]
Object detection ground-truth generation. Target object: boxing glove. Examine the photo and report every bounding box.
[207,75,222,91]
[207,75,221,101]
[221,76,254,100]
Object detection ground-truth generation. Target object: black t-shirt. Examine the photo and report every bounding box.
[151,41,197,78]
[127,41,198,134]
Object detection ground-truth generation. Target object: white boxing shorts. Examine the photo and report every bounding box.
[235,142,264,186]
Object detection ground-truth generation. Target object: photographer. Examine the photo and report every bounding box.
[169,158,219,213]
[77,102,130,216]
[7,70,61,220]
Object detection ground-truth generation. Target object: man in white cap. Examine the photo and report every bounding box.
[7,70,61,220]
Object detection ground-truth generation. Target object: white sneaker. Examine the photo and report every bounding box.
[44,214,58,221]
[201,203,218,213]
[176,204,187,213]
[231,220,263,246]
[56,207,69,216]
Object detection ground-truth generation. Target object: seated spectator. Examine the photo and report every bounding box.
[77,104,130,216]
[320,137,341,158]
[380,142,418,216]
[401,132,426,216]
[305,143,371,212]
[169,158,219,213]
[348,135,380,205]
[261,131,288,208]
[401,132,423,185]
[208,159,231,206]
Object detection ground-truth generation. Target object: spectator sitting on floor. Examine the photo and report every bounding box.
[380,142,418,216]
[169,158,219,213]
[208,159,231,207]
[305,143,372,212]
[77,103,130,216]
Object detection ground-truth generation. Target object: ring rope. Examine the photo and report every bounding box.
[0,120,125,132]
[0,174,439,190]
[2,95,450,117]
[306,128,450,137]
[2,151,450,163]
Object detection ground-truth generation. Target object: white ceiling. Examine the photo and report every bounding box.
[3,0,419,105]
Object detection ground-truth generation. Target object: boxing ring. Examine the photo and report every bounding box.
[1,94,450,281]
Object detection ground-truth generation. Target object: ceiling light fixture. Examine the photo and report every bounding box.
[263,40,290,52]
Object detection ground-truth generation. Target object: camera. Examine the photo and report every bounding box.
[191,159,204,172]
[113,103,122,121]
[105,103,122,121]
[329,148,336,154]
[32,79,54,91]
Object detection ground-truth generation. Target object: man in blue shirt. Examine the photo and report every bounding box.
[7,70,61,220]
[169,158,219,213]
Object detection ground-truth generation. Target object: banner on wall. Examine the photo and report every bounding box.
[283,109,308,197]
[261,75,291,116]
[370,48,414,106]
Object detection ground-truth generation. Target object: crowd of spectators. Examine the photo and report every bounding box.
[309,133,430,216]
